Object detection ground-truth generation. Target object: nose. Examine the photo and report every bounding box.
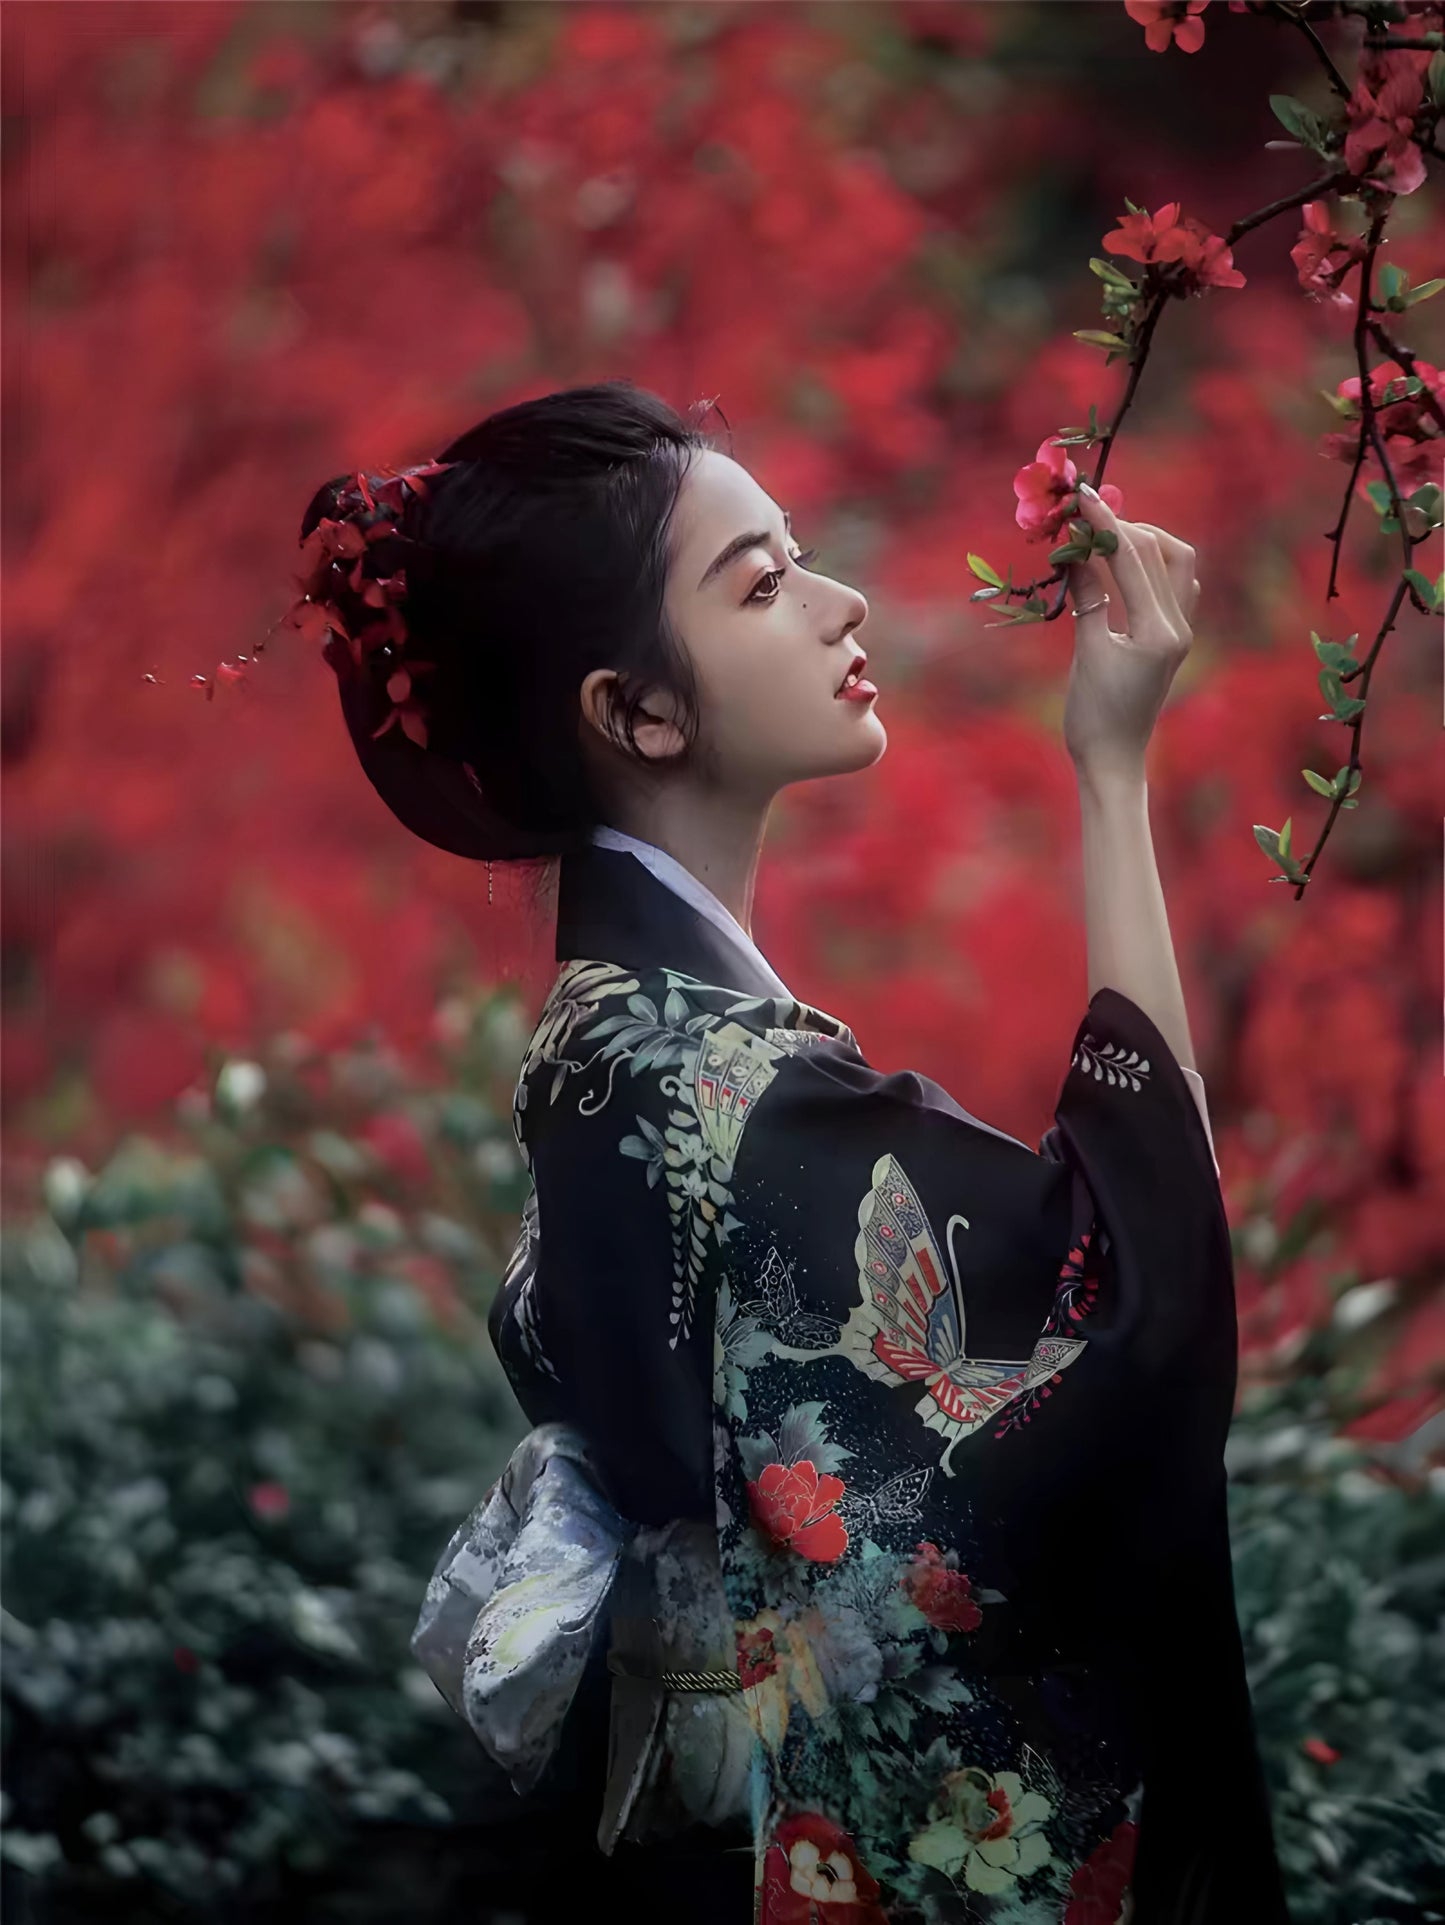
[828,584,868,645]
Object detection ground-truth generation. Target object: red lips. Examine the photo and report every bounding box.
[835,654,869,700]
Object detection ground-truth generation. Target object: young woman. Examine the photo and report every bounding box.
[298,381,1290,1924]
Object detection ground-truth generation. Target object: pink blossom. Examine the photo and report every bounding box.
[1103,203,1245,291]
[1289,202,1367,311]
[1123,1,1209,54]
[1344,50,1431,197]
[1014,438,1125,545]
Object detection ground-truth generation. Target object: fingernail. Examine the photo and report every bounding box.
[1079,482,1100,500]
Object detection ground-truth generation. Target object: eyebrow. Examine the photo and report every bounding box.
[697,509,791,591]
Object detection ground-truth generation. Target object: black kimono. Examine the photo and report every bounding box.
[468,837,1289,1925]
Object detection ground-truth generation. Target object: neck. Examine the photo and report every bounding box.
[601,787,772,936]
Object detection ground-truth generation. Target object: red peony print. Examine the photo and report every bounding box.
[738,1622,780,1687]
[900,1540,983,1632]
[762,1812,889,1924]
[1064,1819,1139,1925]
[747,1461,850,1563]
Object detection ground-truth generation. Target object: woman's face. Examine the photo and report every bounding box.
[593,449,885,799]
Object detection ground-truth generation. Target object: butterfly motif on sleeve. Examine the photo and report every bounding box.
[835,1153,1089,1475]
[833,1464,934,1535]
[739,1245,843,1355]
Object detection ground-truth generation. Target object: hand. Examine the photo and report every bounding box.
[1062,487,1201,781]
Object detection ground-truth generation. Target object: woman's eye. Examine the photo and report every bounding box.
[750,542,819,600]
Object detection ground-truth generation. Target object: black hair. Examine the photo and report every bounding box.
[298,379,728,856]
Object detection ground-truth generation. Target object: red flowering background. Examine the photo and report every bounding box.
[4,0,1442,1444]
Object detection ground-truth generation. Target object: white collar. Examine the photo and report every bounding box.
[587,825,793,999]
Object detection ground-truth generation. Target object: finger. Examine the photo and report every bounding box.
[1073,490,1167,637]
[1128,521,1197,623]
[1065,555,1115,636]
[1120,524,1177,620]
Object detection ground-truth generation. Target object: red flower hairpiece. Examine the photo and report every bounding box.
[282,458,457,750]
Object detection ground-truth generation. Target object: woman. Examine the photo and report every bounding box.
[296,381,1289,1923]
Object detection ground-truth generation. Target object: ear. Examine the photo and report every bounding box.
[579,667,688,764]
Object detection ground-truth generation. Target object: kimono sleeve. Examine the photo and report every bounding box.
[706,988,1274,1919]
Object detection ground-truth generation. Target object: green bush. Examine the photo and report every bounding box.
[1,992,539,1920]
[2,990,1441,1922]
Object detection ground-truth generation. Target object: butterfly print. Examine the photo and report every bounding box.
[739,1244,844,1354]
[833,1154,1088,1474]
[833,1464,934,1534]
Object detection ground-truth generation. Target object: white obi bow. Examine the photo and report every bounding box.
[409,1422,754,1854]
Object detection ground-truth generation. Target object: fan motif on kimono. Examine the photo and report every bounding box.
[838,1153,1089,1474]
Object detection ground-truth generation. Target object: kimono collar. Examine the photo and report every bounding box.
[554,830,793,1002]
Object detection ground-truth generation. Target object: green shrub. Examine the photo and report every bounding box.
[1,992,537,1919]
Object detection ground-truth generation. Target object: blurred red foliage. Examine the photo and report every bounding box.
[3,1,1440,1424]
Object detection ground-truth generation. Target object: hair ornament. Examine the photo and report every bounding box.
[283,458,457,750]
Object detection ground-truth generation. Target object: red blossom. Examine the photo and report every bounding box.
[248,1481,290,1519]
[762,1811,888,1924]
[1302,1736,1341,1766]
[1344,50,1431,198]
[1013,437,1126,545]
[1289,203,1367,311]
[1065,1819,1139,1925]
[900,1540,983,1632]
[1103,202,1246,291]
[1318,357,1444,487]
[173,1644,200,1673]
[747,1459,850,1563]
[1123,1,1209,55]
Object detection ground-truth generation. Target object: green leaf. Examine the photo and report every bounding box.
[1403,568,1442,609]
[1403,277,1445,306]
[966,552,1004,588]
[1048,542,1092,566]
[1319,387,1358,419]
[1256,817,1304,881]
[985,605,1047,628]
[1268,94,1329,156]
[1088,256,1136,289]
[1378,263,1407,302]
[1091,528,1119,557]
[1312,631,1361,673]
[1073,329,1129,351]
[969,584,1003,601]
[1301,769,1336,798]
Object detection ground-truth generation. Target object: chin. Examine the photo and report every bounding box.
[819,713,887,778]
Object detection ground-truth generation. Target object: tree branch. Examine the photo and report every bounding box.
[1276,2,1355,97]
[1364,319,1445,434]
[1227,171,1348,244]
